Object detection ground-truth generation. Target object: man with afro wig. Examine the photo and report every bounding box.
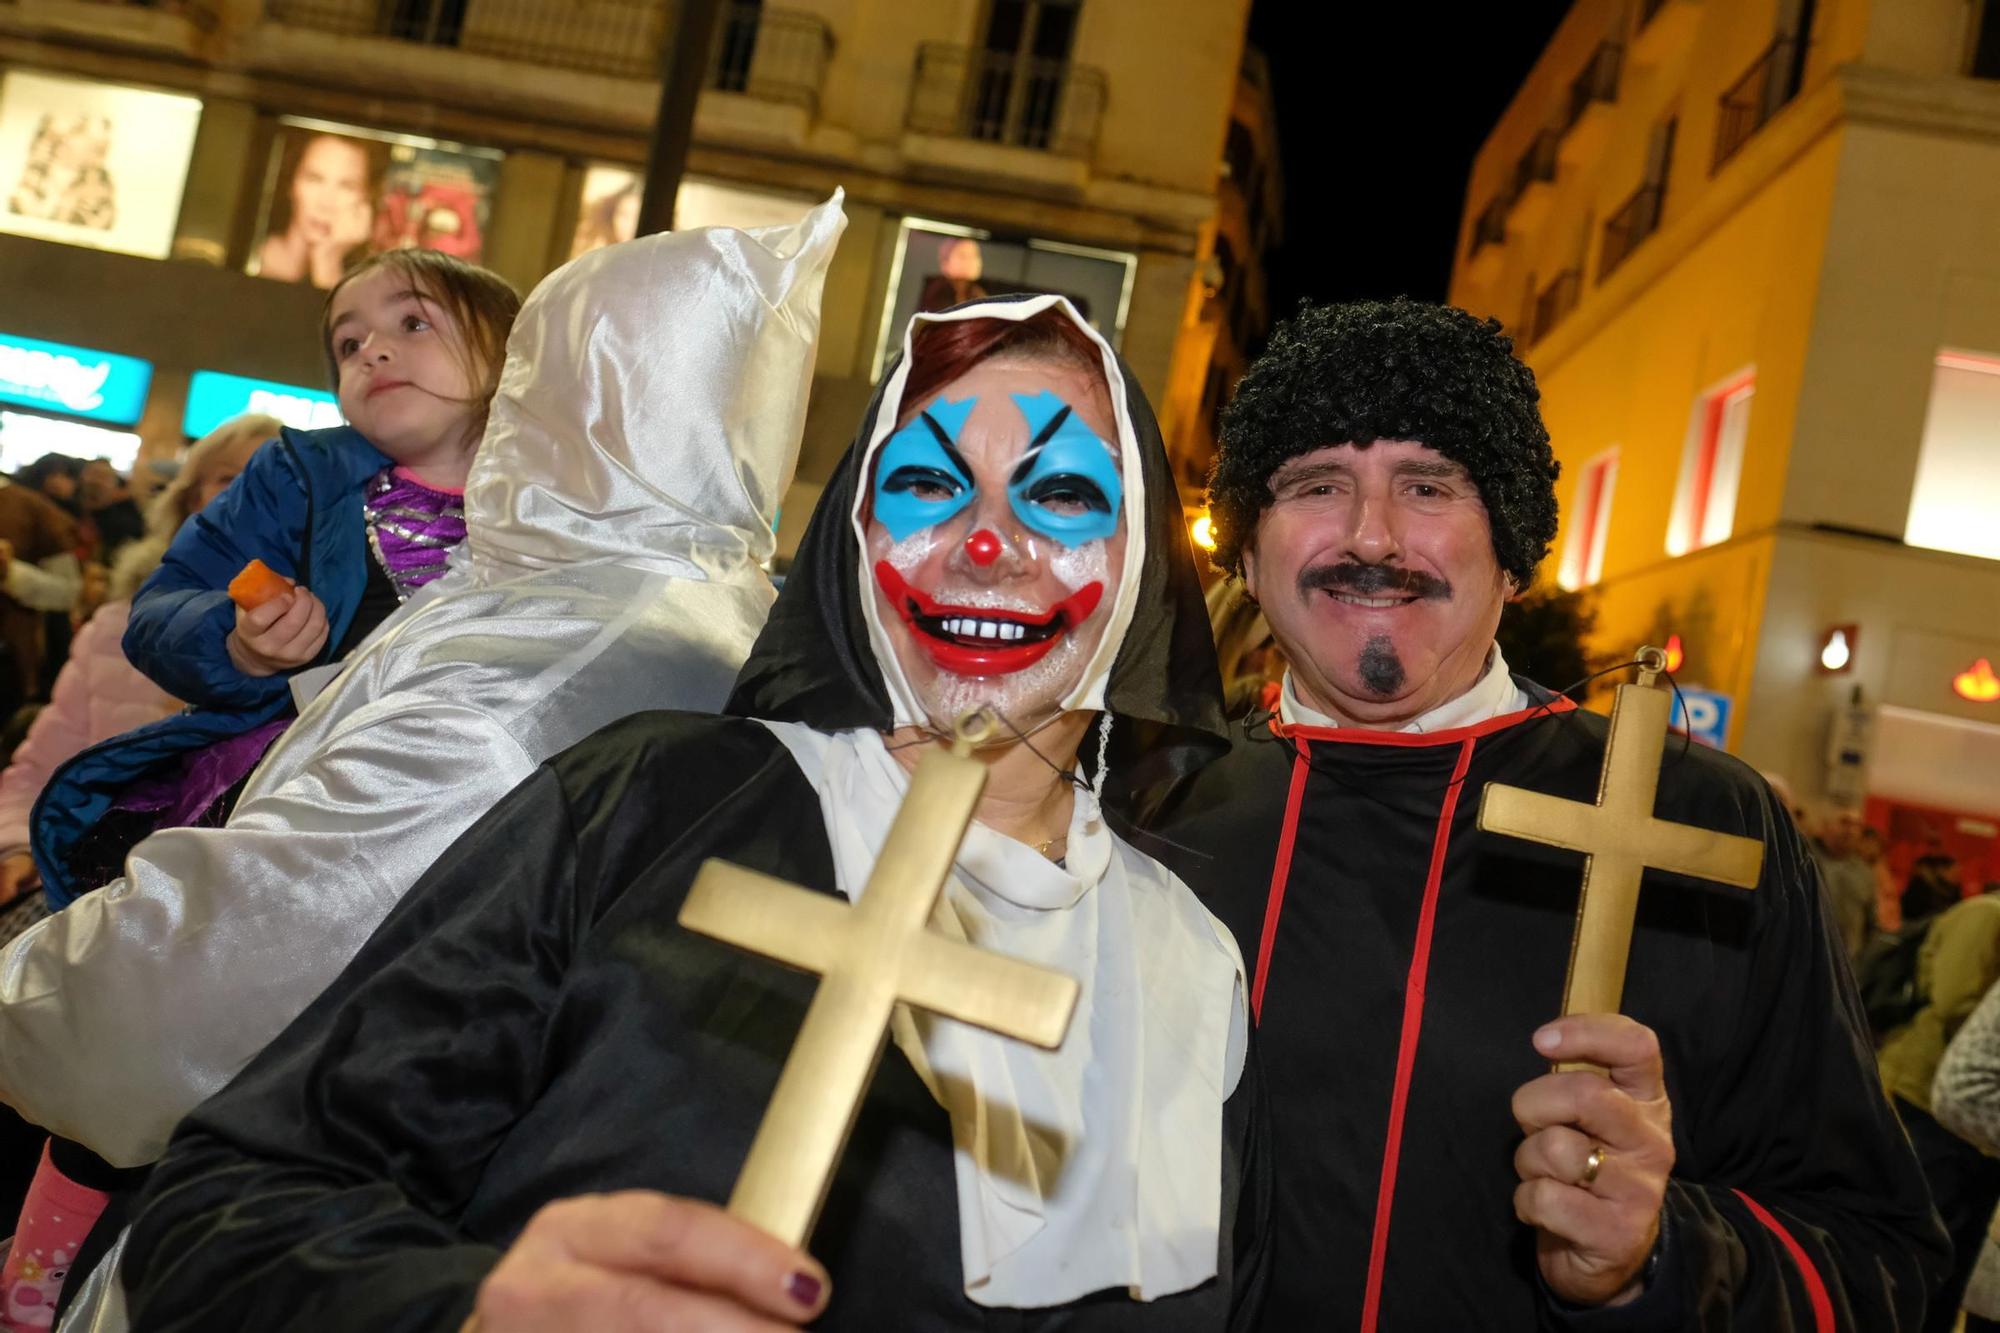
[1146,298,1944,1330]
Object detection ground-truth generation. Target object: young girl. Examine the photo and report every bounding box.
[0,255,518,1331]
[32,249,519,912]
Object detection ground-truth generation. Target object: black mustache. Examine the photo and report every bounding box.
[1298,562,1452,601]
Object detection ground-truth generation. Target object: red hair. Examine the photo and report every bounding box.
[897,307,1111,422]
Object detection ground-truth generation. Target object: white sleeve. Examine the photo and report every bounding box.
[5,552,82,612]
[0,701,536,1167]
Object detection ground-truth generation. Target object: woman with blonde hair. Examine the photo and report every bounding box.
[0,413,280,917]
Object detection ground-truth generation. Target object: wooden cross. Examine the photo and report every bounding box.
[1477,647,1765,1073]
[677,712,1081,1246]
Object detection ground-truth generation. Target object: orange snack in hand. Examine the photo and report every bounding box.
[228,559,295,611]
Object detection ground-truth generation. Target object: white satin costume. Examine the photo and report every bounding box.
[0,196,846,1172]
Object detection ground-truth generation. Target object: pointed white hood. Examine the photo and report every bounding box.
[462,193,846,584]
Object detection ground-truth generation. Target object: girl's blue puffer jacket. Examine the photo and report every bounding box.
[30,425,391,907]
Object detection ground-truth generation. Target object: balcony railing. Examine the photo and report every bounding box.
[10,0,220,27]
[265,0,829,106]
[907,42,1106,159]
[707,3,832,111]
[270,0,661,75]
[1713,36,1801,170]
[1598,181,1662,281]
[1510,128,1559,198]
[1529,269,1580,345]
[1468,197,1508,256]
[1561,40,1622,134]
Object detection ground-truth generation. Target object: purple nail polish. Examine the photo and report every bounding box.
[785,1271,823,1308]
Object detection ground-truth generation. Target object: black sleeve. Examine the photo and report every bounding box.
[123,764,583,1332]
[1553,782,1948,1332]
[1225,1042,1275,1333]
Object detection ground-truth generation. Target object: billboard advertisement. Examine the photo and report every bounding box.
[249,118,503,290]
[567,167,815,262]
[872,218,1138,379]
[0,70,202,259]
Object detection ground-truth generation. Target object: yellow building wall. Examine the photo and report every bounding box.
[1526,127,1842,708]
[1788,113,2000,536]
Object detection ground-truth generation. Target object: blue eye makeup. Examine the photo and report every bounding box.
[1006,392,1123,547]
[872,397,977,542]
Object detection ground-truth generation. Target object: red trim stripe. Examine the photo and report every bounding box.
[1271,696,1576,749]
[1358,736,1478,1333]
[1251,739,1313,1024]
[1732,1189,1835,1333]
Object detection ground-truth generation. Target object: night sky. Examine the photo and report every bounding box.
[1247,2,1574,316]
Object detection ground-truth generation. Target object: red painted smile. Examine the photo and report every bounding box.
[875,561,1103,676]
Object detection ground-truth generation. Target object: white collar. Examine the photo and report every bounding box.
[1279,644,1531,733]
[757,720,1246,1308]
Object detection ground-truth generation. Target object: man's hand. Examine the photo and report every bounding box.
[468,1192,830,1333]
[1512,1015,1674,1307]
[226,588,329,677]
[0,852,37,907]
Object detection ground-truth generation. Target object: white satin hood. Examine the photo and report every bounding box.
[465,193,846,582]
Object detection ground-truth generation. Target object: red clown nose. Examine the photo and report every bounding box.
[965,529,1003,566]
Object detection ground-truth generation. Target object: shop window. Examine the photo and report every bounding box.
[1906,350,2000,560]
[0,411,139,473]
[1558,449,1618,589]
[1666,370,1753,556]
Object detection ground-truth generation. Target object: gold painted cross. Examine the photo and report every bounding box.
[1477,648,1764,1073]
[678,714,1081,1247]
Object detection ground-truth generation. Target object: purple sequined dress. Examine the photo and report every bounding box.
[365,466,467,599]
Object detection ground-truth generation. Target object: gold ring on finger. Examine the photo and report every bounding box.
[1578,1144,1605,1188]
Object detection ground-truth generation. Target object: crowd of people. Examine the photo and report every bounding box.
[0,193,1986,1332]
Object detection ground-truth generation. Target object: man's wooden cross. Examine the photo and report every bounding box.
[1477,647,1765,1073]
[678,712,1081,1246]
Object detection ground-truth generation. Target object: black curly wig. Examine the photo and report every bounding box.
[1206,297,1560,588]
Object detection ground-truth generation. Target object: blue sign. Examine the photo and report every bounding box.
[1670,687,1734,749]
[183,371,342,438]
[0,331,151,426]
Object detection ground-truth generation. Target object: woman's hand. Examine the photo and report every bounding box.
[308,201,373,288]
[0,852,38,907]
[226,588,329,677]
[467,1192,830,1333]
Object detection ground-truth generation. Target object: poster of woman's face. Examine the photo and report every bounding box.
[871,219,1138,380]
[568,165,641,260]
[0,70,202,259]
[249,120,503,290]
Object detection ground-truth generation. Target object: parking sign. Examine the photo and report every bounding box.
[1670,687,1733,749]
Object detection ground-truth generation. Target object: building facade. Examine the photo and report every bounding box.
[1452,0,2000,885]
[0,0,1280,551]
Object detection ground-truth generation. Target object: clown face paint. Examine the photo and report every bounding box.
[863,356,1127,733]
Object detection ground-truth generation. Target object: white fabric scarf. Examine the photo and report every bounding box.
[760,721,1247,1308]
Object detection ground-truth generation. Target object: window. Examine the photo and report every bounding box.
[1973,0,2000,78]
[1558,449,1619,588]
[972,0,1083,150]
[1906,350,2000,560]
[1666,370,1754,555]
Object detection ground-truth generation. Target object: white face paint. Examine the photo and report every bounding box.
[881,526,943,576]
[1047,537,1108,595]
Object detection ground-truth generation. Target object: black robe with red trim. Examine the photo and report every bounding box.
[1144,684,1947,1332]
